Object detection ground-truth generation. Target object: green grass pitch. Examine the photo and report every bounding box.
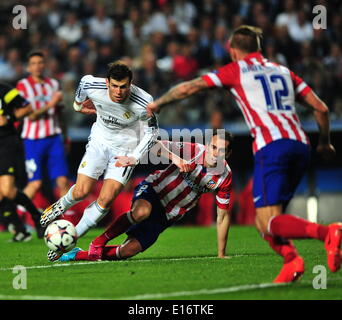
[0,225,341,300]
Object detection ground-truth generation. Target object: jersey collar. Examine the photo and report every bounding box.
[243,51,264,62]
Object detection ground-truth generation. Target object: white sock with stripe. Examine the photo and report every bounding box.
[60,185,81,209]
[75,201,109,237]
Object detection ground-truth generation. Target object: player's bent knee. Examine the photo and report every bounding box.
[97,195,114,209]
[72,186,91,201]
[132,207,151,223]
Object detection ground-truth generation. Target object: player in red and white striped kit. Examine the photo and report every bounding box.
[16,50,69,200]
[58,130,233,262]
[147,25,341,283]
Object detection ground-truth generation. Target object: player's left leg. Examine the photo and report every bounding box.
[59,237,143,262]
[74,178,125,238]
[88,198,152,260]
[257,206,342,274]
[87,181,166,261]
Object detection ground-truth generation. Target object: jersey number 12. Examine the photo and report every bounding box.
[254,74,292,111]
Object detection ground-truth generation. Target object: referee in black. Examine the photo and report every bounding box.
[0,82,45,241]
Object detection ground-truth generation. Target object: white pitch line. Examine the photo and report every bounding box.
[0,254,254,272]
[0,283,290,300]
[117,277,342,300]
[1,278,341,300]
[117,282,289,300]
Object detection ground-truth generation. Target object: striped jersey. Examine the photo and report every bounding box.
[202,52,310,153]
[16,76,62,139]
[75,75,158,160]
[145,142,232,221]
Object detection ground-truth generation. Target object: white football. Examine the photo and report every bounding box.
[44,219,77,253]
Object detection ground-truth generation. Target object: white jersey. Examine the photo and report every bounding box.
[75,75,158,160]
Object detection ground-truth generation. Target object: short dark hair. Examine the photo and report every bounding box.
[107,61,133,82]
[230,25,263,53]
[27,50,45,61]
[212,129,234,152]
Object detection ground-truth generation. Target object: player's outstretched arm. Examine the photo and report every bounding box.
[147,77,209,114]
[157,140,193,172]
[73,99,97,115]
[216,207,231,258]
[302,91,336,160]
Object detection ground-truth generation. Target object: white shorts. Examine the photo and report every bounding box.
[77,136,135,185]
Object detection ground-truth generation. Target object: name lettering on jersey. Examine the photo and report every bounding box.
[241,64,277,74]
[182,172,214,194]
[100,115,123,126]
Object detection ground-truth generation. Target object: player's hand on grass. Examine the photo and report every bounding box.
[115,156,137,167]
[80,99,97,115]
[316,143,336,162]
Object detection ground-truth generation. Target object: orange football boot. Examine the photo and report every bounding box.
[324,223,342,272]
[273,256,305,283]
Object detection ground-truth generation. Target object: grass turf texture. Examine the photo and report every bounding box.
[0,225,341,300]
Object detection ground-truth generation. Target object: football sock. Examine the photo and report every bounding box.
[263,234,298,263]
[103,245,121,260]
[269,214,328,241]
[75,201,109,237]
[75,250,89,260]
[13,190,41,227]
[60,185,81,209]
[75,246,121,261]
[0,199,26,233]
[92,211,136,246]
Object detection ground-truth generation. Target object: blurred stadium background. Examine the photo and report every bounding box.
[0,0,341,232]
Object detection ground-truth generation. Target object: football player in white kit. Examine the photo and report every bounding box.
[41,61,158,261]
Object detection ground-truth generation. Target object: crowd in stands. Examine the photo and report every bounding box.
[0,0,341,129]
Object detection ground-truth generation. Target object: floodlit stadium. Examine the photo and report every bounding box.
[0,0,341,305]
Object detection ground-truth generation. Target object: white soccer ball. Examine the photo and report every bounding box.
[44,219,77,253]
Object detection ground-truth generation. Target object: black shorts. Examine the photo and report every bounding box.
[0,134,26,178]
[126,181,174,251]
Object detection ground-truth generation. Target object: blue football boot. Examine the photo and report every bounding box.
[58,247,82,262]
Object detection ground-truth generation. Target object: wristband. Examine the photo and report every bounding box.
[73,101,82,111]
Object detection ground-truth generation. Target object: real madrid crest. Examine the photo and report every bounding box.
[123,112,131,119]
